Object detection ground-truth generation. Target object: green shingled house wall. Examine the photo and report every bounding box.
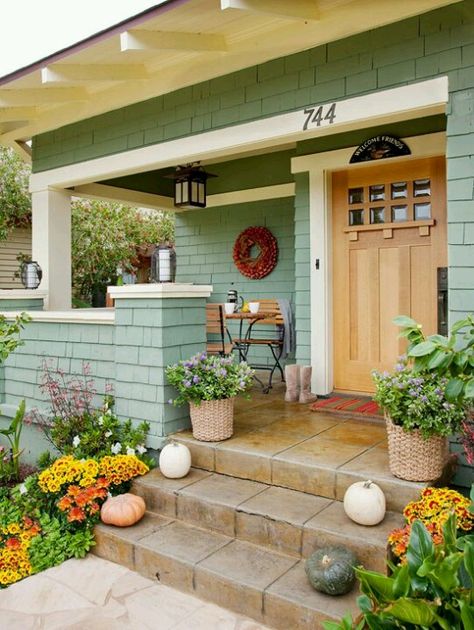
[26,1,474,485]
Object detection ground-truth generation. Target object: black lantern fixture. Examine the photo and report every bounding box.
[20,260,42,289]
[151,243,177,283]
[164,163,216,209]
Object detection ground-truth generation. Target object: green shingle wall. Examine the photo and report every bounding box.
[0,298,44,311]
[0,297,208,454]
[32,3,472,173]
[175,196,295,367]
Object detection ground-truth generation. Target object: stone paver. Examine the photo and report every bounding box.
[0,554,271,629]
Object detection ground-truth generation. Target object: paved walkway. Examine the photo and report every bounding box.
[0,554,270,629]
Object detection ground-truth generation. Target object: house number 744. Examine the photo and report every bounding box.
[302,103,336,131]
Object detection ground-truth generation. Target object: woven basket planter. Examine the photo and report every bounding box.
[189,397,235,441]
[386,416,448,482]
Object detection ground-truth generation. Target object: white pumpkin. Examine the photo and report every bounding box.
[159,441,191,478]
[343,480,386,526]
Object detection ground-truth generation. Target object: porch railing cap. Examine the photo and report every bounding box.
[108,283,213,299]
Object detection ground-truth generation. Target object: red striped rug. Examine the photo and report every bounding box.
[310,396,382,418]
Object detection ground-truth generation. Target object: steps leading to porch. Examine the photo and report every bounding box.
[94,512,359,628]
[93,393,451,629]
[131,468,402,573]
[93,467,403,628]
[170,424,428,513]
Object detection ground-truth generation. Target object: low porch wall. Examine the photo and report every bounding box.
[0,284,211,462]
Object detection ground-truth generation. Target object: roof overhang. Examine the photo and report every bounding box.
[0,0,461,160]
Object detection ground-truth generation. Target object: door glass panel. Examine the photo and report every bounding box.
[349,209,364,226]
[414,179,430,197]
[391,205,408,222]
[370,207,385,224]
[348,187,364,204]
[391,182,407,199]
[369,184,385,201]
[414,202,431,220]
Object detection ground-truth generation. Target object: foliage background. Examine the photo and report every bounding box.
[0,147,174,304]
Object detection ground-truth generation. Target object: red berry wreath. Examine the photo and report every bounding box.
[232,226,278,279]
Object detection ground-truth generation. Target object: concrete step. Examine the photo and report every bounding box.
[171,427,428,513]
[93,514,360,629]
[132,468,403,572]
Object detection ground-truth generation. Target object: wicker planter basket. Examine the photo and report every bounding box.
[189,397,235,441]
[386,416,448,482]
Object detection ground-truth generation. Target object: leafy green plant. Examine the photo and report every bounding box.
[0,401,26,483]
[394,314,474,403]
[71,199,174,304]
[324,491,474,630]
[0,147,31,242]
[29,515,95,573]
[166,352,254,405]
[0,313,30,363]
[31,362,151,463]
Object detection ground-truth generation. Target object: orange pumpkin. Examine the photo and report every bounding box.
[100,493,146,527]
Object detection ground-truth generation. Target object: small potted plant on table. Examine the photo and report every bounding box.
[166,352,254,441]
[373,315,472,482]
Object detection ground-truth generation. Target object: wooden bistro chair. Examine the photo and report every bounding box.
[206,303,234,356]
[235,299,285,392]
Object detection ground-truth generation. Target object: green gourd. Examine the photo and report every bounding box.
[305,546,358,596]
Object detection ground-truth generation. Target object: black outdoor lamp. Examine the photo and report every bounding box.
[164,163,216,209]
[151,243,177,283]
[20,260,42,289]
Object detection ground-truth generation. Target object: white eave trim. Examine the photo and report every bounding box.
[108,283,213,299]
[30,77,448,192]
[0,308,115,324]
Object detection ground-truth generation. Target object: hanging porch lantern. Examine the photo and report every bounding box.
[151,243,176,283]
[20,260,42,289]
[164,163,216,209]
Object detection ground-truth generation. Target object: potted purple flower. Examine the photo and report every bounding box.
[373,356,465,481]
[166,353,254,441]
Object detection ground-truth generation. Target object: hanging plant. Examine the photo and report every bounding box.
[232,226,278,279]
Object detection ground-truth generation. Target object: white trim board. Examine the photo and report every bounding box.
[30,77,448,193]
[291,131,446,395]
[72,182,296,211]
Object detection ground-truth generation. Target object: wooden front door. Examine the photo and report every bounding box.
[332,157,447,393]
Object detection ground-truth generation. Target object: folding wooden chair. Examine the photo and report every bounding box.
[206,303,234,356]
[233,299,285,391]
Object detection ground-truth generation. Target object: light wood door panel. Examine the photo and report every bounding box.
[332,157,447,393]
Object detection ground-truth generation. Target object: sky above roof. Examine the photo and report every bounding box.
[0,0,162,77]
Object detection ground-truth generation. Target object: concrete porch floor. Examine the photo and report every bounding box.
[171,381,429,513]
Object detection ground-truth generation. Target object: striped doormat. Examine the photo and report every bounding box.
[310,396,382,419]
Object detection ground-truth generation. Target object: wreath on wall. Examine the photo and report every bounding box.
[232,226,278,279]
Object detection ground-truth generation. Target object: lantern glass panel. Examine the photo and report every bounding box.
[181,181,189,203]
[198,181,205,205]
[175,181,182,204]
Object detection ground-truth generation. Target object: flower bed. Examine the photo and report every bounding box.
[388,487,474,562]
[0,453,149,587]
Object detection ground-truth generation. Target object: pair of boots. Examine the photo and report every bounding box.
[284,365,317,403]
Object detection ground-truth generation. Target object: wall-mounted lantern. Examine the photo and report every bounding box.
[151,243,176,283]
[164,163,216,209]
[20,260,42,289]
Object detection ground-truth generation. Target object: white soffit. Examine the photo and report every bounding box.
[0,0,460,155]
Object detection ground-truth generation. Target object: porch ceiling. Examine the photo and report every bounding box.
[0,0,460,159]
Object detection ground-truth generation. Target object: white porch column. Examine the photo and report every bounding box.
[31,189,72,310]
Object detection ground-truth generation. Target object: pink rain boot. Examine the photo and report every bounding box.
[284,364,300,402]
[299,366,317,404]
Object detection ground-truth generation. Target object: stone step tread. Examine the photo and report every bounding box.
[171,430,428,512]
[94,514,359,629]
[132,468,403,570]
